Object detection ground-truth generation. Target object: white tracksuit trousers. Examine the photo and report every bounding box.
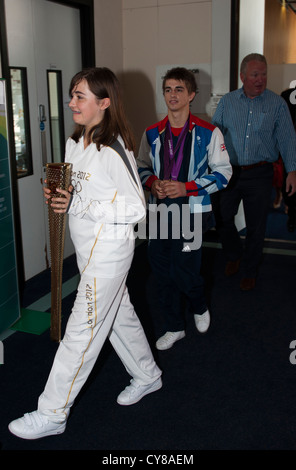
[38,272,161,423]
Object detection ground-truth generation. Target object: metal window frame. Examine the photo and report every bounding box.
[47,69,66,163]
[10,66,33,178]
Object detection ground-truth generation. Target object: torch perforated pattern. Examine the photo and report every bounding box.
[46,163,72,342]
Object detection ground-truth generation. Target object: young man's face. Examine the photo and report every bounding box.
[163,79,195,114]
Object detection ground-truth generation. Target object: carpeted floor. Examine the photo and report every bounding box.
[1,201,296,454]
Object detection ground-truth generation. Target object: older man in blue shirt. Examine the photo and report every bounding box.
[212,53,296,291]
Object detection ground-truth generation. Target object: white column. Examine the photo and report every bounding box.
[238,0,265,82]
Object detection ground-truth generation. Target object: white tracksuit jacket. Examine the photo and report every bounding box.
[66,135,146,277]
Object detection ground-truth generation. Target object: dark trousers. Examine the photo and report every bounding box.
[213,163,273,277]
[148,216,208,333]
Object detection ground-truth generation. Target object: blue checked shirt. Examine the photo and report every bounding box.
[212,88,296,172]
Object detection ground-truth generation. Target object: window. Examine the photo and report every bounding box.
[10,67,32,178]
[47,70,65,162]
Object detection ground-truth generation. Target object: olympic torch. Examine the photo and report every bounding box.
[46,162,72,342]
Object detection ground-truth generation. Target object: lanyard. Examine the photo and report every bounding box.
[163,119,189,180]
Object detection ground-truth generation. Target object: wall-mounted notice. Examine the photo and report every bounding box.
[0,79,20,334]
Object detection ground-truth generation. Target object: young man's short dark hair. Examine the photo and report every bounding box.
[162,67,197,96]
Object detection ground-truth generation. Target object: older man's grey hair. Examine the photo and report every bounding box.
[240,53,267,76]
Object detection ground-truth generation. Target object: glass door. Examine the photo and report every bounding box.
[5,0,82,280]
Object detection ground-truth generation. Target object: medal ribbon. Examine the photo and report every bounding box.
[163,119,189,180]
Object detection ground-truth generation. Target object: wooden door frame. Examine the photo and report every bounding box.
[230,0,240,91]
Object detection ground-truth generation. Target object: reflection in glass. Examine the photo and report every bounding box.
[47,71,65,163]
[10,68,32,178]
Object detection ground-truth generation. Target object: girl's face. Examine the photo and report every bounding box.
[69,79,110,131]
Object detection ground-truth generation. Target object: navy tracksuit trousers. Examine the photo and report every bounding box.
[147,210,211,333]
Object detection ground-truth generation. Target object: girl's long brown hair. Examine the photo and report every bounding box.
[69,67,135,152]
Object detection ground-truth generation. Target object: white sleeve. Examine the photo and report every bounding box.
[207,127,233,190]
[190,127,232,195]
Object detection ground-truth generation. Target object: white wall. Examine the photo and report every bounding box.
[94,0,123,74]
[121,0,233,148]
[238,0,265,83]
[211,0,231,95]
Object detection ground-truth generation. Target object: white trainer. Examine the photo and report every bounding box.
[155,331,185,350]
[194,310,210,333]
[8,411,66,440]
[117,377,162,406]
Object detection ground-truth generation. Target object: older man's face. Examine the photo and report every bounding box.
[240,60,267,99]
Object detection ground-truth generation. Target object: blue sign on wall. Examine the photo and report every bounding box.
[0,79,20,334]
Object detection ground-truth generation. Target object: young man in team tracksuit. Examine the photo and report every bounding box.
[137,67,232,351]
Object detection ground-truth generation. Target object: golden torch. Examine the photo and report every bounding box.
[46,162,72,342]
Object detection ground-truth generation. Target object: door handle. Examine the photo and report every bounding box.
[39,104,48,166]
[39,104,47,122]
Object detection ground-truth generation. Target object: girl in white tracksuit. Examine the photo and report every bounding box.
[9,68,162,440]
